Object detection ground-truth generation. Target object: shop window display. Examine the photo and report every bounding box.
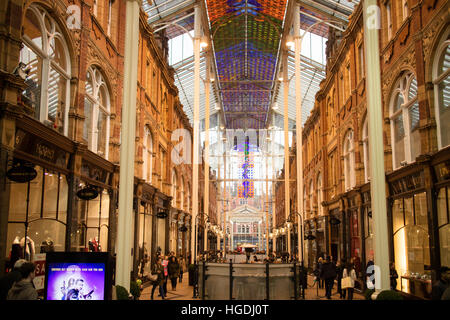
[363,205,374,265]
[73,188,110,252]
[349,207,362,275]
[138,203,152,280]
[392,193,431,297]
[6,165,68,267]
[437,187,450,268]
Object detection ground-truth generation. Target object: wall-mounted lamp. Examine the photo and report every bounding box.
[200,36,209,49]
[286,35,295,50]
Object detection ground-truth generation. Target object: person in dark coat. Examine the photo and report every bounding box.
[316,257,324,289]
[0,259,26,300]
[432,266,450,300]
[7,262,38,300]
[168,256,180,291]
[320,256,337,299]
[389,262,399,291]
[150,257,165,300]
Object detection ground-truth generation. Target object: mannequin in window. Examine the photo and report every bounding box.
[89,237,100,252]
[19,236,35,261]
[9,237,23,271]
[40,237,55,253]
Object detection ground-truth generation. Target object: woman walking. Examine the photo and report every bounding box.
[162,255,169,296]
[151,257,165,300]
[168,256,180,291]
[179,257,185,283]
[342,261,357,300]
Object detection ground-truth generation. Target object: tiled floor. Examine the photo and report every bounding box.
[139,273,364,301]
[140,276,196,300]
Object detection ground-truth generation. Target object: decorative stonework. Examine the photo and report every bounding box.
[422,9,449,70]
[381,47,416,105]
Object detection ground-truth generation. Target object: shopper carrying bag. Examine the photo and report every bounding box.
[342,262,357,300]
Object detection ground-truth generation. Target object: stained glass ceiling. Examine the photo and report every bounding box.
[141,0,360,129]
[206,0,288,130]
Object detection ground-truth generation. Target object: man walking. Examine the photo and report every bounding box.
[320,256,337,299]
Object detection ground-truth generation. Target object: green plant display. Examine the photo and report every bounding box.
[364,288,375,300]
[130,281,141,299]
[115,285,130,300]
[376,290,404,300]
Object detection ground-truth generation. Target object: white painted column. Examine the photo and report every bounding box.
[363,0,390,292]
[204,56,211,253]
[272,169,276,253]
[230,221,234,251]
[216,155,221,253]
[265,152,269,254]
[116,0,140,291]
[191,4,201,264]
[258,221,262,251]
[223,150,227,253]
[294,4,304,265]
[283,51,291,256]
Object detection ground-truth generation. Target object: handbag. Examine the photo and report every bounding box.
[341,276,352,289]
[148,273,158,282]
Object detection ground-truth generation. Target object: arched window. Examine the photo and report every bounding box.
[389,72,420,169]
[317,173,323,216]
[433,27,450,149]
[343,130,356,191]
[84,66,111,159]
[21,4,71,135]
[362,116,370,183]
[143,126,153,183]
[309,180,314,215]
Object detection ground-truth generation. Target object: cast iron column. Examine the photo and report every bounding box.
[116,0,140,291]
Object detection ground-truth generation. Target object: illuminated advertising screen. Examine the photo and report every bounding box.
[46,263,105,300]
[44,252,112,300]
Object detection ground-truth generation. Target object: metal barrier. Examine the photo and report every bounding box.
[199,262,300,300]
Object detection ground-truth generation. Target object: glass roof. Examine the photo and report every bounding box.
[141,0,361,129]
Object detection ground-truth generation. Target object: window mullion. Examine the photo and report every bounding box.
[22,35,46,58]
[403,106,412,163]
[92,102,99,152]
[50,60,70,79]
[40,58,50,121]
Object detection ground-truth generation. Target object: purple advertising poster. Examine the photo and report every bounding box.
[46,263,105,300]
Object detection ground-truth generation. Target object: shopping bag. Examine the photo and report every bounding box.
[341,276,352,289]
